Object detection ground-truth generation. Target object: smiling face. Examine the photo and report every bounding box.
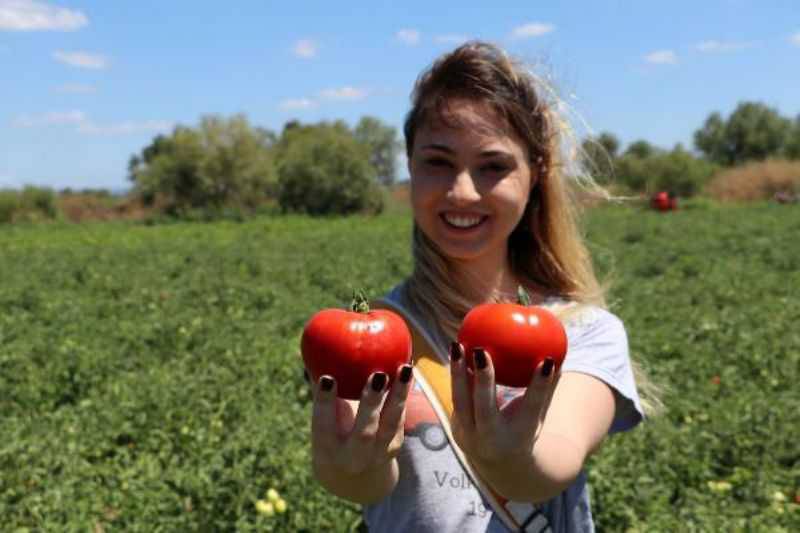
[409,100,534,272]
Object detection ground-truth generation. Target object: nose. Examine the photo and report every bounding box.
[447,169,481,205]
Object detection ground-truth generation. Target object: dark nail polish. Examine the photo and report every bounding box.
[371,372,387,392]
[450,341,462,362]
[542,358,555,378]
[399,365,413,383]
[320,376,334,391]
[474,348,487,370]
[303,370,310,383]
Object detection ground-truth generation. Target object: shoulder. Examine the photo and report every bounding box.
[541,299,627,348]
[564,305,627,346]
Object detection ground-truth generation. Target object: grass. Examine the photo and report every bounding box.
[0,203,798,531]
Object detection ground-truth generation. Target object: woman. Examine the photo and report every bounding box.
[308,40,655,532]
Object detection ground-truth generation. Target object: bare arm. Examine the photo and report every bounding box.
[313,453,400,505]
[471,371,616,503]
[449,344,617,504]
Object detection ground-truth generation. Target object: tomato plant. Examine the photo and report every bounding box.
[457,287,567,387]
[301,292,412,400]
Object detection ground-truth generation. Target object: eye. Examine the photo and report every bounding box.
[481,162,509,174]
[425,157,453,168]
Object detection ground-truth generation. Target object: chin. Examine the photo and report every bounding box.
[433,241,495,263]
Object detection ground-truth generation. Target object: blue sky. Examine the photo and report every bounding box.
[1,0,798,191]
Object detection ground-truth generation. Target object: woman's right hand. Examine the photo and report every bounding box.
[309,364,414,478]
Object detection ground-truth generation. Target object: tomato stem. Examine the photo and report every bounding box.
[351,290,371,313]
[517,285,532,306]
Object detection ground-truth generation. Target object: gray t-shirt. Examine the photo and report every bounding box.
[363,285,644,533]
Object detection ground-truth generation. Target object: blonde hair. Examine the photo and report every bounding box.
[400,41,662,416]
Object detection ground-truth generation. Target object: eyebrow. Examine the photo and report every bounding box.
[420,143,512,158]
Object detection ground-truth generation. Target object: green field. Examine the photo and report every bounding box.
[1,203,798,531]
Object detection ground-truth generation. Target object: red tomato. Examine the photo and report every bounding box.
[652,191,671,212]
[668,197,678,211]
[301,305,412,400]
[457,302,567,388]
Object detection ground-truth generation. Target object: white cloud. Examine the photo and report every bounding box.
[53,50,108,69]
[0,0,87,31]
[77,120,172,136]
[278,87,371,111]
[695,40,753,53]
[511,23,555,39]
[13,110,171,135]
[54,82,95,94]
[293,39,317,58]
[644,50,678,65]
[13,109,86,127]
[320,86,369,101]
[790,32,800,47]
[435,34,469,45]
[396,28,420,46]
[279,98,318,111]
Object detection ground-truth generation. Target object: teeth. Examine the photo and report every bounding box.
[444,214,483,228]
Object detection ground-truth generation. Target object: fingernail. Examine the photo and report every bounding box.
[474,348,487,370]
[541,358,555,378]
[371,372,387,392]
[399,364,413,383]
[303,370,310,383]
[320,376,334,391]
[450,341,462,362]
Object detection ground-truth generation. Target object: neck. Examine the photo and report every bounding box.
[451,252,522,304]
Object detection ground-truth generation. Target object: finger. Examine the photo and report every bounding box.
[348,372,389,447]
[517,357,558,436]
[311,375,338,451]
[376,364,414,449]
[449,341,474,431]
[471,347,499,435]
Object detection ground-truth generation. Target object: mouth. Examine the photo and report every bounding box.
[440,212,488,231]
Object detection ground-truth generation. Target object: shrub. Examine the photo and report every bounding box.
[614,146,716,197]
[277,124,384,215]
[0,190,17,223]
[0,186,59,223]
[706,159,800,202]
[129,115,277,214]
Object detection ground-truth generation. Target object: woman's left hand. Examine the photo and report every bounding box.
[448,341,558,467]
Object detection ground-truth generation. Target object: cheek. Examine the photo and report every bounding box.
[410,176,436,210]
[496,181,530,212]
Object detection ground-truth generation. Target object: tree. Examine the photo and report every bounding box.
[694,102,792,166]
[596,132,620,158]
[276,123,383,215]
[354,116,400,186]
[783,115,800,160]
[129,114,276,211]
[581,131,619,182]
[625,139,657,159]
[693,112,726,165]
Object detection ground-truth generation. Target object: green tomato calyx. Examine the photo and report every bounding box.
[351,289,371,314]
[517,285,532,306]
